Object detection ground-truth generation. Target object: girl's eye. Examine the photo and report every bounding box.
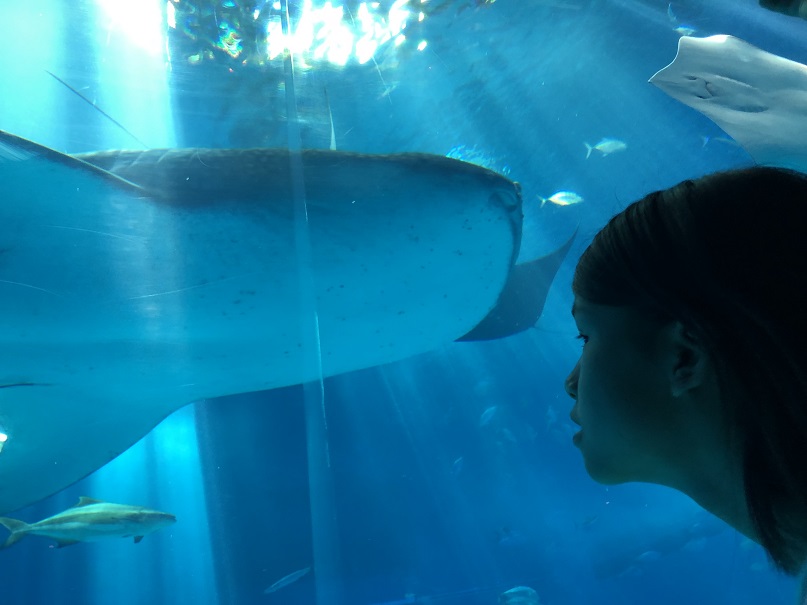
[576,334,589,346]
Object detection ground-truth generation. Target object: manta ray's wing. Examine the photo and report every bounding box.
[0,132,526,514]
[649,34,807,172]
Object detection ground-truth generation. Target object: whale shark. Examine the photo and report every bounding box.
[0,131,573,514]
[649,34,807,172]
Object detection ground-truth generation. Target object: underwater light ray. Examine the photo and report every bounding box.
[279,2,343,603]
[97,0,165,56]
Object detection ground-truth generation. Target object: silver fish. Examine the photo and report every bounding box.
[584,137,627,159]
[264,566,311,594]
[538,190,583,208]
[0,497,175,549]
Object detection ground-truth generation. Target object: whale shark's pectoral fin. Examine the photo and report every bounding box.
[458,228,577,341]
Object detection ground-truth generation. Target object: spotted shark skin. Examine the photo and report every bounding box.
[0,131,571,514]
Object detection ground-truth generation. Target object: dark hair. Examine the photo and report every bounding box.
[573,166,807,574]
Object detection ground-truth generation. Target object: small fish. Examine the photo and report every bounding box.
[0,497,175,549]
[499,427,518,444]
[584,138,627,159]
[634,550,662,564]
[499,585,540,605]
[479,405,498,427]
[537,191,583,208]
[264,566,311,594]
[666,3,696,37]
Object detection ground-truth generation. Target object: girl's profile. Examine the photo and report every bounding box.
[564,167,807,595]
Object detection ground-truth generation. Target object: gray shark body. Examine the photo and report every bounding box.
[0,131,572,514]
[0,497,176,548]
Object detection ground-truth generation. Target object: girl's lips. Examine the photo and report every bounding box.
[572,430,583,445]
[569,405,580,426]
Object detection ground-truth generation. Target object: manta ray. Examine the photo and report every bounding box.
[0,131,573,514]
[649,34,807,173]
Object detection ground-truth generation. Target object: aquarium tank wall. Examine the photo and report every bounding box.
[0,1,805,604]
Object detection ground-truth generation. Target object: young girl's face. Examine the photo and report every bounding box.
[565,297,689,485]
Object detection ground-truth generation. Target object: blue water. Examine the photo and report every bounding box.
[0,1,805,603]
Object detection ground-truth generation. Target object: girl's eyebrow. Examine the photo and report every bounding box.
[571,302,577,317]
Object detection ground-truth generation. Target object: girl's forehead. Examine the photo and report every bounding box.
[571,296,607,319]
[571,296,590,318]
[572,297,665,334]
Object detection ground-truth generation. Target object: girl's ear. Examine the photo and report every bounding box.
[666,322,711,397]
